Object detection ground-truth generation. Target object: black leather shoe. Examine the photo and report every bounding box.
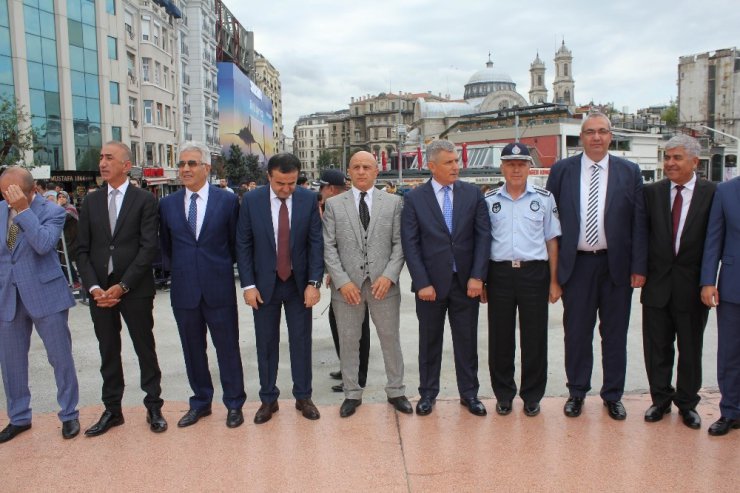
[147,408,168,433]
[679,408,701,430]
[226,409,244,428]
[331,383,343,393]
[496,400,512,416]
[416,396,435,416]
[387,396,413,414]
[460,397,487,416]
[524,402,541,417]
[604,400,627,420]
[564,397,584,417]
[177,407,211,428]
[254,401,279,424]
[85,410,124,437]
[644,403,671,422]
[296,399,321,420]
[62,419,80,439]
[340,399,362,418]
[329,371,342,380]
[708,417,740,436]
[0,423,32,443]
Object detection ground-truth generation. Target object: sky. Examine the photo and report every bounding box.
[224,0,740,135]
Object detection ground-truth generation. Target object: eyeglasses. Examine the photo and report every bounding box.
[177,160,202,168]
[582,129,611,137]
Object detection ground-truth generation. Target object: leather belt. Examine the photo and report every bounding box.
[491,260,547,269]
[577,249,608,256]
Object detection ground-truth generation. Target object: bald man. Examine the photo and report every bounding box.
[0,167,80,443]
[323,151,411,417]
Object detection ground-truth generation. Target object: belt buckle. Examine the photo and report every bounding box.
[511,260,521,268]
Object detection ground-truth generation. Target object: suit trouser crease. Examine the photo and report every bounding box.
[334,279,405,400]
[417,274,479,400]
[487,262,549,404]
[329,302,370,386]
[562,255,632,401]
[717,301,740,419]
[253,278,313,403]
[0,293,79,424]
[173,303,246,410]
[642,301,707,410]
[90,296,163,410]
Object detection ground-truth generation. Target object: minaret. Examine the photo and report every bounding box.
[552,40,575,107]
[529,52,547,104]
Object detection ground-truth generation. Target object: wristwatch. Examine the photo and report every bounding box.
[118,282,130,294]
[307,280,322,289]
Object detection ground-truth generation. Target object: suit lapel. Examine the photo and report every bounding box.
[680,179,710,247]
[341,191,364,246]
[0,202,8,250]
[604,156,619,216]
[200,186,219,240]
[366,188,382,239]
[264,189,277,252]
[113,186,135,238]
[568,157,581,222]
[422,181,448,234]
[657,180,673,250]
[171,189,190,238]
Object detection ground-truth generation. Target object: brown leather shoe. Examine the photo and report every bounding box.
[295,399,320,420]
[254,401,279,424]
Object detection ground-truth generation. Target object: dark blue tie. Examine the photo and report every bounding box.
[188,193,198,237]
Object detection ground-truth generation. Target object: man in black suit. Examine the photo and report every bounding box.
[401,139,491,416]
[546,112,648,420]
[642,135,716,429]
[77,141,166,436]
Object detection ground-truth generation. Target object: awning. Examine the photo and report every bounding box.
[164,0,182,19]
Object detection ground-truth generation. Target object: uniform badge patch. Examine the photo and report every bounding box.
[553,206,559,218]
[492,202,501,213]
[530,200,540,212]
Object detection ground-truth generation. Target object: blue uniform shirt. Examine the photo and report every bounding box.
[485,183,561,261]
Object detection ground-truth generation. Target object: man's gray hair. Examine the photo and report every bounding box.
[426,139,457,163]
[581,111,612,131]
[665,134,701,159]
[105,140,132,162]
[179,141,211,165]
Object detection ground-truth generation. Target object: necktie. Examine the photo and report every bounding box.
[276,198,291,281]
[671,185,684,253]
[6,214,18,250]
[359,191,370,230]
[188,193,198,238]
[442,186,453,234]
[108,189,119,274]
[585,164,600,246]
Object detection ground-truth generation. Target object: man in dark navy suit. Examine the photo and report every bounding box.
[641,135,715,429]
[401,139,491,417]
[159,141,246,429]
[701,176,740,436]
[546,112,647,420]
[236,153,324,424]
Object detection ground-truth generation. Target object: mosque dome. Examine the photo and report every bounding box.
[464,55,517,100]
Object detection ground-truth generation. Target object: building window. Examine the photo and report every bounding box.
[141,15,150,41]
[156,103,162,126]
[564,63,569,77]
[154,61,161,85]
[128,96,137,121]
[126,52,135,78]
[141,57,150,81]
[109,81,119,104]
[163,67,168,89]
[124,11,133,37]
[107,36,117,60]
[152,23,159,46]
[106,0,116,15]
[143,100,152,123]
[111,125,121,141]
[145,142,154,165]
[130,141,138,164]
[164,105,170,128]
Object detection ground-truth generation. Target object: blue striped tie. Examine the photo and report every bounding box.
[442,186,453,234]
[585,164,600,246]
[188,193,198,238]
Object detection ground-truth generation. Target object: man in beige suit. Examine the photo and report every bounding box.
[323,151,411,417]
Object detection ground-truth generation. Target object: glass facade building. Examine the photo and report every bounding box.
[0,0,13,100]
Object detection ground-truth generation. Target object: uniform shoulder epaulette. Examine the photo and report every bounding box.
[485,187,501,197]
[533,185,551,197]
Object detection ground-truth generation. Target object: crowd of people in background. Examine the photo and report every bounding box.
[1,110,739,446]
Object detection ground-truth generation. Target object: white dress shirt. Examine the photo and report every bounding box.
[107,179,130,221]
[431,178,454,214]
[352,186,374,216]
[671,173,696,254]
[184,183,209,240]
[577,154,609,250]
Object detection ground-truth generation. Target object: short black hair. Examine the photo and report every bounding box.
[267,153,301,175]
[297,175,308,185]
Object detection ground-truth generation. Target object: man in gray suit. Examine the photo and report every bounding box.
[0,167,80,443]
[323,151,411,417]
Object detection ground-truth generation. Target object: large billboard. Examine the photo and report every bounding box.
[217,62,274,166]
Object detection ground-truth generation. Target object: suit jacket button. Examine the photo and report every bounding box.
[109,245,115,250]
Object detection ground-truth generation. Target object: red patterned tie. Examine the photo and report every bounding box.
[277,198,291,281]
[671,185,684,253]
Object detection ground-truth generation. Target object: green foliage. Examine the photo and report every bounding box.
[243,153,265,184]
[224,143,246,183]
[317,149,339,170]
[662,102,678,127]
[0,95,40,169]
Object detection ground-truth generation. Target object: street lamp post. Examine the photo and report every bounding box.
[397,93,406,185]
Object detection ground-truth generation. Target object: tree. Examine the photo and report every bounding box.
[317,149,339,171]
[662,102,678,128]
[244,153,265,184]
[0,95,40,168]
[224,143,246,184]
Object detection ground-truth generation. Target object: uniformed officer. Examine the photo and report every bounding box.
[484,142,562,417]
